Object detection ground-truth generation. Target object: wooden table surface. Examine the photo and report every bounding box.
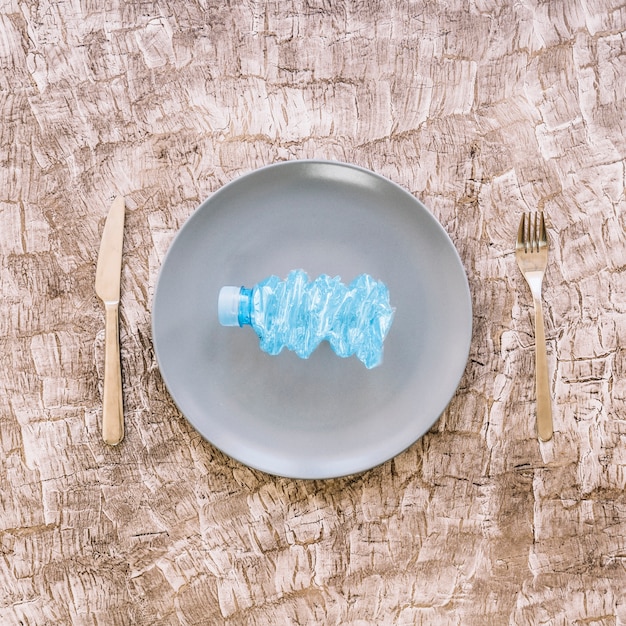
[2,1,626,624]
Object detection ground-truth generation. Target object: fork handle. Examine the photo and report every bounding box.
[533,295,553,441]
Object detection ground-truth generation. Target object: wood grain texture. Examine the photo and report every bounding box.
[1,0,626,624]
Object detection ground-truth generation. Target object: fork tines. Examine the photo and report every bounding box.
[517,211,547,253]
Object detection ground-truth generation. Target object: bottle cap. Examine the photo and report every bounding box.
[218,286,242,326]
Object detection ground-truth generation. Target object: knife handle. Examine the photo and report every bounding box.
[102,302,124,445]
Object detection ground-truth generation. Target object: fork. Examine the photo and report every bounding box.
[515,212,553,442]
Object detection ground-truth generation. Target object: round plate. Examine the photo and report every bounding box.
[152,160,472,479]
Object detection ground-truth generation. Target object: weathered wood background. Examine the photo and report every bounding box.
[2,0,626,624]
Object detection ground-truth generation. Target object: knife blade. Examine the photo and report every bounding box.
[95,196,125,445]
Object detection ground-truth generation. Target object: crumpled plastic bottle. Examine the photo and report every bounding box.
[218,270,395,368]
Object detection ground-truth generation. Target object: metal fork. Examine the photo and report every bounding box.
[515,212,553,442]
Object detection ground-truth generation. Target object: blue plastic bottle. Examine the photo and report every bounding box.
[218,270,394,368]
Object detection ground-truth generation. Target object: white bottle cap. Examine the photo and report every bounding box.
[218,286,242,326]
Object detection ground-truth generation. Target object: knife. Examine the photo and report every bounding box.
[95,196,125,445]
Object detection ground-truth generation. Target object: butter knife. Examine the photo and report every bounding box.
[95,196,125,445]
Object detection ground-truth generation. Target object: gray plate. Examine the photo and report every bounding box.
[152,160,472,479]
